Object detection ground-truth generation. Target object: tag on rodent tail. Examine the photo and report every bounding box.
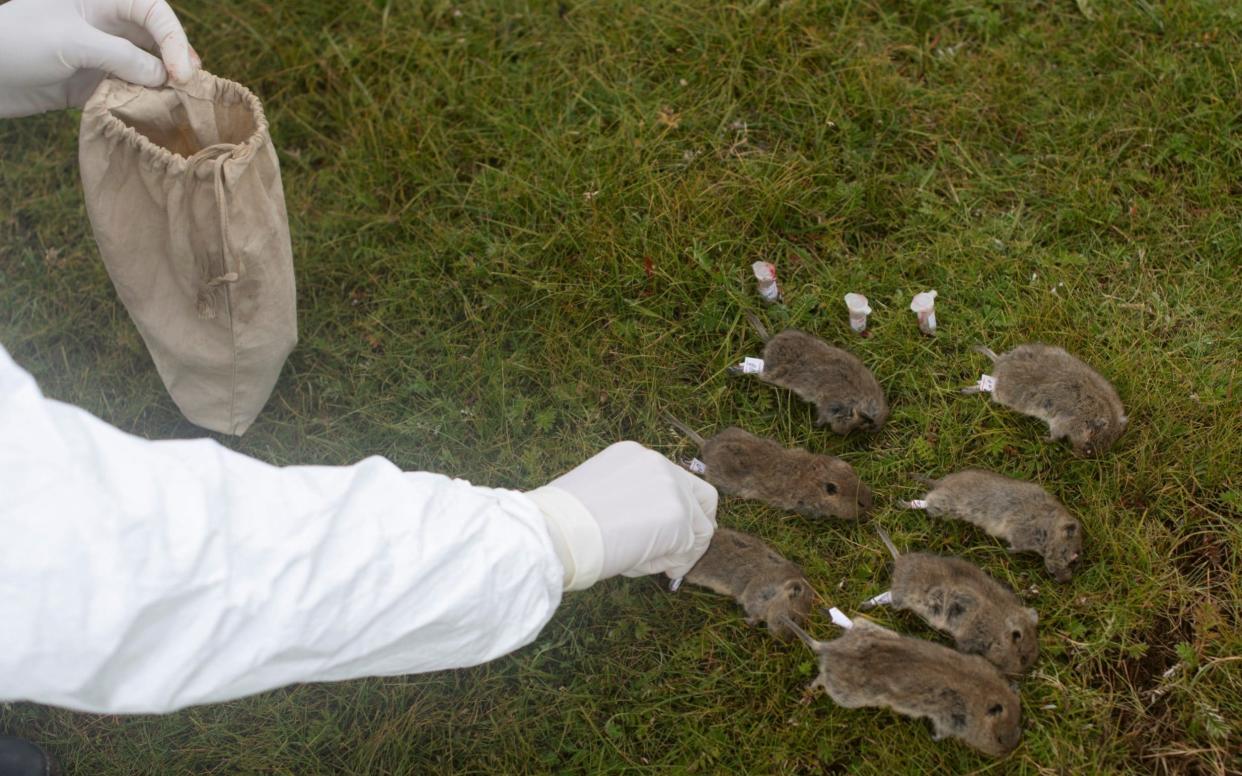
[862,591,893,608]
[828,607,853,629]
[736,357,765,374]
[976,374,997,392]
[669,576,684,592]
[686,458,707,475]
[905,499,929,509]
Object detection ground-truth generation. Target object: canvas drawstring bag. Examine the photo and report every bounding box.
[79,71,296,435]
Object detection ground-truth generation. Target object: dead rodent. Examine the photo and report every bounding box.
[862,527,1039,675]
[682,527,817,639]
[780,614,1022,757]
[966,343,1126,456]
[735,312,889,435]
[664,414,872,520]
[904,470,1083,583]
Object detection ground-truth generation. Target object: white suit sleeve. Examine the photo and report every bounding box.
[0,345,564,714]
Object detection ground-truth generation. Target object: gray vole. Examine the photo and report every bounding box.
[734,312,889,435]
[780,615,1023,757]
[862,527,1039,675]
[903,470,1083,582]
[965,343,1126,456]
[682,528,817,639]
[664,414,872,520]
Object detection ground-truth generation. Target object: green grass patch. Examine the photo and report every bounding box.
[2,0,1239,772]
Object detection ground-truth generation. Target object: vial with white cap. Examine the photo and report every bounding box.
[844,293,871,333]
[752,261,781,303]
[910,290,938,335]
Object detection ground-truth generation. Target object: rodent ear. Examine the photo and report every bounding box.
[1026,607,1038,625]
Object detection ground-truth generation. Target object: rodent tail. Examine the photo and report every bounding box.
[777,615,821,651]
[875,526,900,560]
[744,311,771,343]
[973,344,1000,363]
[661,412,705,447]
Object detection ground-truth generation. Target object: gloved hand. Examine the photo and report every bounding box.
[0,0,199,119]
[526,441,717,591]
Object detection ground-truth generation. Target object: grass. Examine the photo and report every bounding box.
[1,0,1239,772]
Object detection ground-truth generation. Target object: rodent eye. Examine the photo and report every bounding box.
[1011,630,1022,642]
[823,482,839,495]
[987,704,1004,717]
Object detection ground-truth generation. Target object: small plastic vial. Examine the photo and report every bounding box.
[844,293,871,333]
[910,290,938,335]
[752,261,781,303]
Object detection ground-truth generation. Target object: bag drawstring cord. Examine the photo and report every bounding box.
[188,144,242,319]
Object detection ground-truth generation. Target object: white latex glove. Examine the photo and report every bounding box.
[0,0,199,118]
[526,441,717,591]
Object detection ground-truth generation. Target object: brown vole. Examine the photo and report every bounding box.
[964,343,1126,456]
[862,527,1039,675]
[901,470,1083,582]
[681,527,817,639]
[733,312,889,435]
[664,414,872,520]
[780,614,1023,757]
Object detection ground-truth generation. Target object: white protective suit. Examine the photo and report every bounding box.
[0,345,715,714]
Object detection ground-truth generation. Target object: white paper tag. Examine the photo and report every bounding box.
[863,590,893,608]
[758,281,781,302]
[737,357,765,374]
[907,499,928,509]
[669,576,683,592]
[687,458,706,475]
[828,606,853,629]
[977,374,996,392]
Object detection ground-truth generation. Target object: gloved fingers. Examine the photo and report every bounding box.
[66,24,167,87]
[671,465,718,525]
[663,489,716,579]
[115,0,195,84]
[98,19,155,50]
[545,440,718,584]
[623,469,717,580]
[658,465,716,578]
[96,20,201,73]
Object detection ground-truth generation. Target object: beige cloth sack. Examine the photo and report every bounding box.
[79,71,297,435]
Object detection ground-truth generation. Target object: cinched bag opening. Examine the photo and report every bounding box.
[108,82,258,157]
[79,72,297,436]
